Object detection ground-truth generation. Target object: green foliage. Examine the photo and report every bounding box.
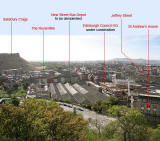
[1,93,9,98]
[107,106,151,141]
[0,99,87,141]
[119,109,149,141]
[102,121,120,139]
[0,104,28,141]
[14,85,26,97]
[65,98,72,104]
[107,105,129,117]
[85,129,107,141]
[6,83,19,94]
[150,125,160,141]
[22,80,29,90]
[92,100,104,113]
[80,103,92,110]
[116,72,121,79]
[0,99,159,141]
[85,124,121,141]
[81,97,118,114]
[0,81,27,98]
[11,97,20,106]
[0,88,9,98]
[105,96,118,107]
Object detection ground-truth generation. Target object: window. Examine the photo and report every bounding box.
[153,108,157,116]
[141,106,144,113]
[147,108,150,114]
[143,98,147,103]
[138,98,142,102]
[152,100,158,104]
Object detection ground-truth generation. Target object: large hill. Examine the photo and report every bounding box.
[0,53,35,72]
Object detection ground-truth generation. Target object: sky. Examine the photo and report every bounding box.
[0,0,160,61]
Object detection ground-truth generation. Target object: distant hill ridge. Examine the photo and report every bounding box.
[113,58,160,65]
[0,53,35,72]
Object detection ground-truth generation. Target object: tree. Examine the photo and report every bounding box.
[0,99,88,141]
[105,96,118,107]
[107,106,150,141]
[0,104,28,141]
[11,97,20,106]
[22,80,29,90]
[116,72,122,79]
[107,105,129,118]
[119,109,150,141]
[102,121,120,139]
[92,100,103,113]
[85,129,107,141]
[14,85,27,97]
[150,124,160,141]
[89,118,103,136]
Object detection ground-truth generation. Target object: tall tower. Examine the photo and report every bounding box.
[128,80,134,108]
[128,80,130,96]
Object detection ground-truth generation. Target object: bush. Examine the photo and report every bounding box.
[11,97,20,106]
[0,99,87,141]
